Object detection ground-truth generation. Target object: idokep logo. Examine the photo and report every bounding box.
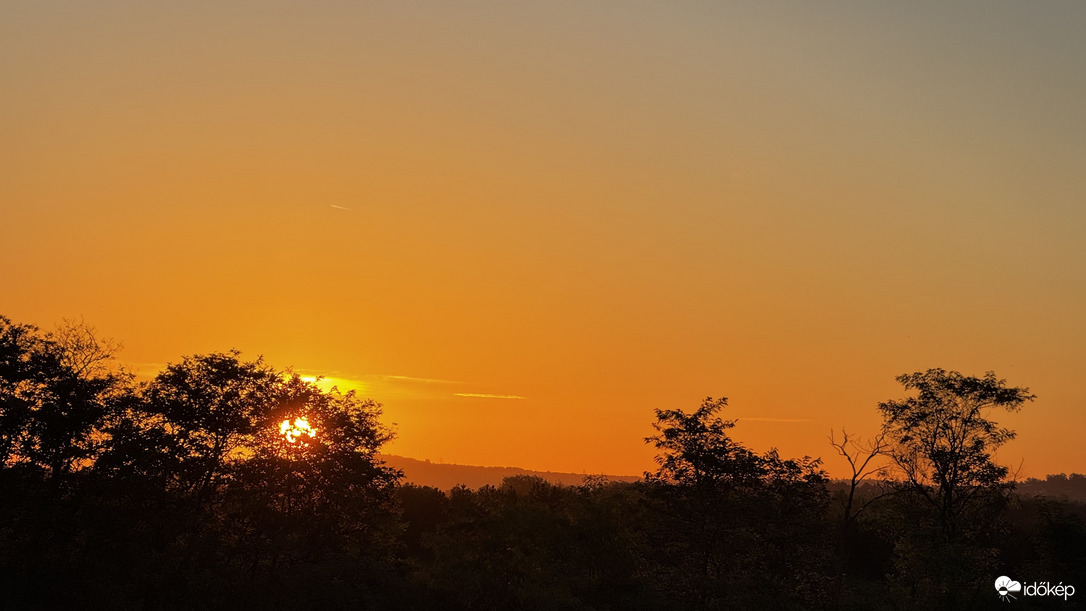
[996,576,1022,601]
[996,576,1076,602]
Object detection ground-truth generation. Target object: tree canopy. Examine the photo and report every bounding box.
[878,368,1034,540]
[2,315,1082,609]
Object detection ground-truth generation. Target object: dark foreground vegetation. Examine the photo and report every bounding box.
[1,315,1083,609]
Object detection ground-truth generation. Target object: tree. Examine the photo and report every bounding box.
[645,397,762,489]
[92,353,404,605]
[829,429,891,526]
[0,316,46,466]
[0,316,129,482]
[133,351,283,499]
[827,430,893,606]
[878,368,1034,542]
[240,372,401,520]
[644,397,829,609]
[51,318,123,380]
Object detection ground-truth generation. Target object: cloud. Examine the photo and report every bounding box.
[454,393,525,400]
[124,361,168,371]
[284,371,472,400]
[119,361,169,379]
[367,374,463,385]
[737,417,813,423]
[329,204,353,211]
[296,371,463,385]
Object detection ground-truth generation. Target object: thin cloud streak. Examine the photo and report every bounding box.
[368,374,464,384]
[737,417,813,423]
[454,393,525,400]
[329,204,353,211]
[120,361,169,380]
[297,372,463,385]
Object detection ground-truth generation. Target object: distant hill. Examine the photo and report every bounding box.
[378,454,641,490]
[823,475,1086,504]
[380,457,1086,502]
[1015,474,1086,503]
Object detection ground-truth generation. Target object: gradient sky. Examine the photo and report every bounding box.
[3,1,1084,478]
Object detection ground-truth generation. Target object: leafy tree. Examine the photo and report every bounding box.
[646,396,763,488]
[0,316,129,482]
[878,368,1034,541]
[94,353,403,606]
[237,373,401,548]
[876,369,1034,607]
[131,351,282,498]
[0,316,46,466]
[106,354,401,507]
[644,397,830,609]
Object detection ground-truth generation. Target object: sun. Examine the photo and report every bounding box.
[280,416,317,444]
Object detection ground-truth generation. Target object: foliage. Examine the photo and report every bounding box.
[873,369,1034,607]
[0,317,405,607]
[0,316,129,481]
[2,315,1082,609]
[645,397,831,609]
[645,397,762,488]
[878,368,1034,541]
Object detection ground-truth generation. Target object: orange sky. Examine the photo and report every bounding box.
[3,1,1084,478]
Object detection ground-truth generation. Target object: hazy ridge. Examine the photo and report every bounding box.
[383,453,1086,503]
[379,454,641,490]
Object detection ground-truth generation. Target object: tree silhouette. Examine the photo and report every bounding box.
[51,318,123,380]
[0,316,45,466]
[829,429,891,526]
[645,397,762,488]
[133,351,282,499]
[645,397,829,609]
[5,313,1083,608]
[876,369,1035,607]
[93,352,403,606]
[0,316,128,483]
[879,368,1033,542]
[238,373,401,546]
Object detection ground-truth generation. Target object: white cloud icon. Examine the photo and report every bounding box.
[995,576,1022,598]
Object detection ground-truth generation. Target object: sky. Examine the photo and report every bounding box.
[3,1,1084,478]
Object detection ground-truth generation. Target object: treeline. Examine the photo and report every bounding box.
[1016,474,1086,503]
[1,315,1084,609]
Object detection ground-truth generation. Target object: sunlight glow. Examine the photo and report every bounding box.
[280,417,317,444]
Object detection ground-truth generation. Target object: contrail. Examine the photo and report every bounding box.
[373,374,463,384]
[329,205,353,211]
